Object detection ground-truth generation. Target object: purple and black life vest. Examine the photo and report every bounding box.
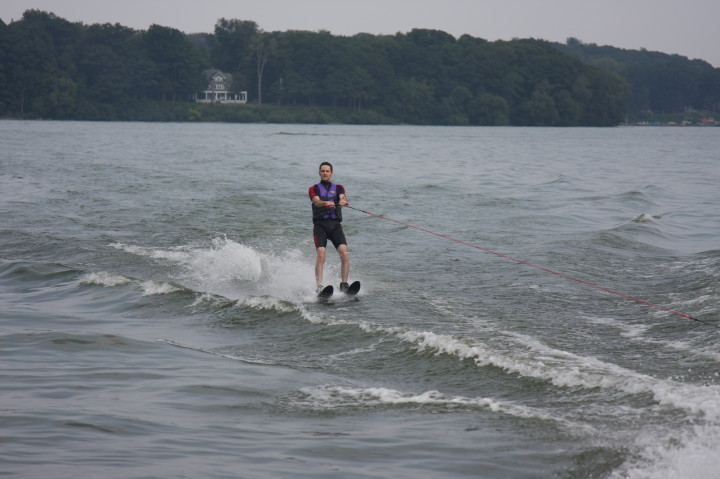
[312,182,343,221]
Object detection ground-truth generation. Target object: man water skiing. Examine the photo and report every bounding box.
[309,161,352,294]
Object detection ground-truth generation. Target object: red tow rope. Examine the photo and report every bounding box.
[345,205,713,326]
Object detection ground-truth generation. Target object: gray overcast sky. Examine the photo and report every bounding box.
[2,0,719,67]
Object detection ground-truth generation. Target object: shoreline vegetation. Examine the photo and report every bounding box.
[2,104,717,127]
[1,10,718,127]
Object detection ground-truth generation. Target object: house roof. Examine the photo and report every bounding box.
[202,68,233,83]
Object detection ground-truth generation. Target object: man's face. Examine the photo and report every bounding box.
[319,165,333,182]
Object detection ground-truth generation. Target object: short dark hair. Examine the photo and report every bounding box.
[319,161,333,172]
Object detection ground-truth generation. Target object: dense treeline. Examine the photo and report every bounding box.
[555,38,720,116]
[0,11,206,120]
[7,9,712,125]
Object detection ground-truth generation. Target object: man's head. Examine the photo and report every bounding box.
[319,162,333,182]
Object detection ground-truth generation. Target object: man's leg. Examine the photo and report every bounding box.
[338,244,350,284]
[315,247,327,287]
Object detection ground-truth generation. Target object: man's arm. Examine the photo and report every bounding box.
[337,185,348,206]
[312,195,335,208]
[310,185,335,208]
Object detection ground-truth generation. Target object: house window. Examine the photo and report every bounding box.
[215,84,225,91]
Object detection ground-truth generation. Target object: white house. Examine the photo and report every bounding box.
[195,69,247,104]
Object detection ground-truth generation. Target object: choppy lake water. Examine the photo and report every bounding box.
[1,120,719,478]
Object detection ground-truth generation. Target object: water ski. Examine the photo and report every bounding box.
[317,285,334,301]
[316,281,360,301]
[344,280,361,296]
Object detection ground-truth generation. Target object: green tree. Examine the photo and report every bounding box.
[553,90,582,125]
[468,92,509,125]
[347,66,376,110]
[142,24,204,100]
[556,38,719,115]
[397,78,436,123]
[77,23,137,104]
[3,10,81,116]
[0,19,9,113]
[251,33,274,104]
[212,18,258,97]
[439,85,472,125]
[516,81,560,126]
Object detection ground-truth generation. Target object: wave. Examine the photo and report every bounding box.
[394,328,720,420]
[178,250,717,426]
[0,260,82,284]
[98,237,720,479]
[632,213,661,223]
[37,237,719,424]
[585,315,720,363]
[157,339,277,366]
[280,290,720,422]
[241,285,720,425]
[295,384,578,424]
[0,258,190,301]
[78,271,183,296]
[609,424,720,479]
[79,271,132,287]
[109,237,316,302]
[2,330,151,355]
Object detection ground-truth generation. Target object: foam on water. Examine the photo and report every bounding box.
[632,213,660,223]
[610,425,720,479]
[139,280,182,296]
[109,242,191,262]
[296,384,578,427]
[79,272,181,296]
[185,237,264,283]
[109,237,315,302]
[188,292,236,308]
[79,271,132,287]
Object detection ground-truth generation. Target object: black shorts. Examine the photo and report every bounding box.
[313,220,347,249]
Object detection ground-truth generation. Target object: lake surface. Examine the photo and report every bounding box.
[1,120,719,478]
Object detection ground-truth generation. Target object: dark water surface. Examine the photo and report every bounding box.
[2,120,719,478]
